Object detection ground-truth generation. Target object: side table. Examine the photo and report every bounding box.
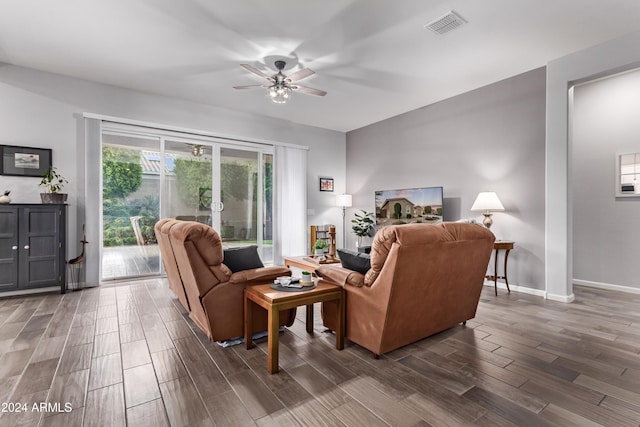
[487,240,515,296]
[284,255,341,276]
[244,282,344,374]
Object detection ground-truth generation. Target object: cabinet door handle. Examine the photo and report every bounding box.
[11,246,18,250]
[24,245,30,250]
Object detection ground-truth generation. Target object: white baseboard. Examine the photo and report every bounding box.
[545,292,575,303]
[483,280,578,302]
[0,286,60,298]
[573,279,640,295]
[482,280,546,298]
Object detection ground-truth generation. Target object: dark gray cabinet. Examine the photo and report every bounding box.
[0,204,67,293]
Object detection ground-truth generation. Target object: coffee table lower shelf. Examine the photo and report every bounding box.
[244,282,345,374]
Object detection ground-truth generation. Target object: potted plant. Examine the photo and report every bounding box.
[301,270,313,285]
[40,166,68,204]
[313,238,329,257]
[351,210,375,248]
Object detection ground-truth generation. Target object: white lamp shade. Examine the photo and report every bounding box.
[470,192,505,212]
[336,194,353,208]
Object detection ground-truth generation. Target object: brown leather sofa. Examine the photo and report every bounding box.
[317,222,495,356]
[154,219,296,341]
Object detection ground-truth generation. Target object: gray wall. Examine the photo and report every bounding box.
[546,30,640,301]
[0,63,346,260]
[346,68,547,292]
[572,69,640,290]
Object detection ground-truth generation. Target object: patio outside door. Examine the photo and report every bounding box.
[220,147,272,263]
[161,141,272,262]
[101,130,274,281]
[101,133,162,280]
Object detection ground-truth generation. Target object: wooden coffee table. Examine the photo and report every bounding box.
[244,282,344,374]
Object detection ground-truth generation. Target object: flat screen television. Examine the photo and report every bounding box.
[374,186,443,228]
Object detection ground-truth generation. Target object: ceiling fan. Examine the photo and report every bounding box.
[233,60,327,104]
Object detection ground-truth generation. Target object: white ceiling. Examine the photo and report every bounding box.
[1,0,639,132]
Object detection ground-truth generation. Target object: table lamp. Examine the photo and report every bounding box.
[336,194,352,247]
[470,191,504,229]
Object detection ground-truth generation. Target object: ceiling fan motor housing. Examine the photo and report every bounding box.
[233,60,327,102]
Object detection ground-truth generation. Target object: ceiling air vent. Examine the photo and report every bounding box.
[425,11,466,35]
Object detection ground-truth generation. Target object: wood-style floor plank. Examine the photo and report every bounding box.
[41,408,85,427]
[46,368,89,420]
[125,398,170,427]
[159,376,211,426]
[11,358,59,398]
[226,370,285,419]
[1,280,639,426]
[331,399,388,427]
[463,386,555,427]
[58,342,93,375]
[598,395,640,423]
[84,383,126,427]
[400,392,484,426]
[122,363,161,408]
[121,339,151,370]
[151,347,188,383]
[0,348,35,378]
[88,352,122,391]
[203,389,257,427]
[339,376,423,426]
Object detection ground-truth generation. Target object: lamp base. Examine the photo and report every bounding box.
[342,207,347,248]
[482,213,494,229]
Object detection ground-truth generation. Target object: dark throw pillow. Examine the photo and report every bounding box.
[223,245,264,273]
[338,249,371,275]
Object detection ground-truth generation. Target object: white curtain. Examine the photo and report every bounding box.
[83,117,102,287]
[273,145,307,264]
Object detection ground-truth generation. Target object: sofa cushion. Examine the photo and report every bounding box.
[223,245,264,273]
[337,249,371,275]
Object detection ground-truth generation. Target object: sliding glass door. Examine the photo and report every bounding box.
[101,133,161,280]
[101,127,273,281]
[220,148,272,263]
[162,140,213,226]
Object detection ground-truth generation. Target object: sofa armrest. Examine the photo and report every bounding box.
[229,266,291,285]
[316,265,365,287]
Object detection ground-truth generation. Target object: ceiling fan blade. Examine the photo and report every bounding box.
[292,85,327,97]
[240,64,274,81]
[233,84,266,90]
[286,68,315,83]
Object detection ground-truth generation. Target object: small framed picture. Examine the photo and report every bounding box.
[0,145,52,177]
[319,177,334,192]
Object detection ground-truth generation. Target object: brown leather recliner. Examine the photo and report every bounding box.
[155,219,190,311]
[317,222,495,356]
[154,219,296,341]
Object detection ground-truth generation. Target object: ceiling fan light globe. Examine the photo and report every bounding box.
[191,144,204,157]
[269,84,291,103]
[237,61,315,104]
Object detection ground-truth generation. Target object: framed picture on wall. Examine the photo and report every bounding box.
[319,177,334,192]
[0,145,52,177]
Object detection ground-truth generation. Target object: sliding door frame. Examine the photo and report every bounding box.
[85,116,279,284]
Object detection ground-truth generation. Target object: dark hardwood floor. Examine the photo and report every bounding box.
[0,280,639,426]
